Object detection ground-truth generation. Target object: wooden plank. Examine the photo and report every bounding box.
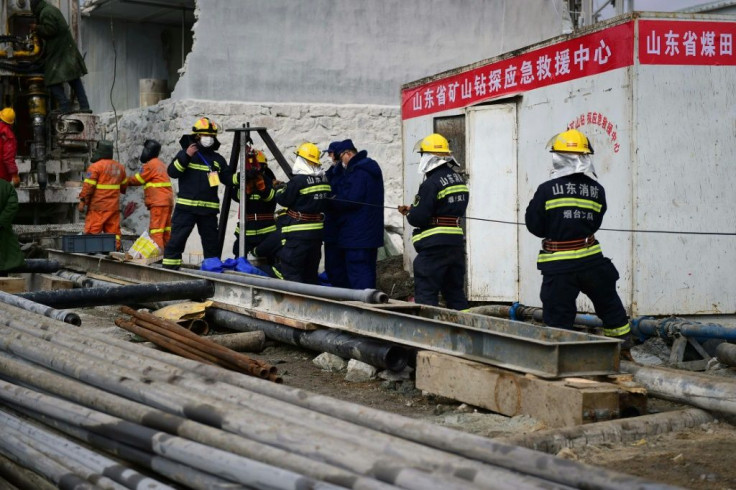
[212,301,319,330]
[86,271,137,285]
[0,277,26,293]
[416,350,622,428]
[38,274,74,291]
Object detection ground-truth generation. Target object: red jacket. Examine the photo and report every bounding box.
[79,159,127,212]
[0,122,18,181]
[127,157,174,208]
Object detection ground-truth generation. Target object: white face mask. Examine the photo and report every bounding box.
[199,136,214,148]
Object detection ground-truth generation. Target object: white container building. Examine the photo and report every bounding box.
[400,13,736,316]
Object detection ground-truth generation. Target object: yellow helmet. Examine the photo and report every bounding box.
[414,133,451,154]
[192,116,219,136]
[548,129,593,154]
[0,107,15,125]
[255,150,267,164]
[295,142,321,165]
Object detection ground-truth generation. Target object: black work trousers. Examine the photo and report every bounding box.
[163,208,219,265]
[413,245,468,310]
[49,79,90,113]
[540,260,628,332]
[277,238,321,284]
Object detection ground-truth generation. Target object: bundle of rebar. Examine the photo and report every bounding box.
[115,305,280,383]
[0,300,675,490]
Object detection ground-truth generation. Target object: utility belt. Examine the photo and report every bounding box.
[287,209,324,222]
[430,216,462,227]
[542,235,596,252]
[245,213,275,222]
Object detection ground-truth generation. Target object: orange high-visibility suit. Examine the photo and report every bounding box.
[79,156,127,250]
[127,156,174,250]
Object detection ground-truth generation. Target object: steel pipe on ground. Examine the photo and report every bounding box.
[0,306,569,490]
[8,259,60,273]
[54,270,120,288]
[0,453,58,490]
[621,361,736,415]
[17,280,215,309]
[716,343,736,367]
[0,328,495,490]
[190,268,388,304]
[208,307,409,372]
[0,351,397,490]
[0,428,100,490]
[0,379,337,490]
[1,420,129,490]
[0,290,80,325]
[0,302,674,490]
[74,321,671,490]
[0,409,173,490]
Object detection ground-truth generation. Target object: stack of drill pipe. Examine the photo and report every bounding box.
[116,305,279,382]
[0,300,675,490]
[0,408,171,490]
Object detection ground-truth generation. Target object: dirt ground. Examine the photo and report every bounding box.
[75,292,736,490]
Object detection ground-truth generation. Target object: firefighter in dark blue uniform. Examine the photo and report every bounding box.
[162,117,233,270]
[525,129,633,357]
[399,133,469,310]
[273,142,330,284]
[231,149,278,258]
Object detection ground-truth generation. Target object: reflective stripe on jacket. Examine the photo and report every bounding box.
[127,157,174,208]
[406,164,469,252]
[525,173,608,274]
[79,159,127,212]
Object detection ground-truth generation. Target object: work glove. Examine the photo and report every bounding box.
[11,174,20,188]
[77,201,86,213]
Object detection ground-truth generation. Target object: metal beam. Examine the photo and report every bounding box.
[48,251,620,378]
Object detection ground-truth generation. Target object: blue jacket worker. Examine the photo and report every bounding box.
[274,142,330,284]
[399,133,469,310]
[329,139,384,289]
[163,117,233,270]
[525,129,633,358]
[322,140,348,287]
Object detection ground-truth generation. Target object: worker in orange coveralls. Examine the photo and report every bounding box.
[78,140,127,250]
[126,139,174,251]
[0,108,20,188]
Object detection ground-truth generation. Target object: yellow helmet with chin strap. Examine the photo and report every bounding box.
[295,142,321,165]
[414,133,451,154]
[547,129,594,154]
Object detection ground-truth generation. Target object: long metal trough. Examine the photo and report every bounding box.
[47,250,621,378]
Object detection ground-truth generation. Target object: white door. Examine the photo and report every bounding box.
[465,104,518,302]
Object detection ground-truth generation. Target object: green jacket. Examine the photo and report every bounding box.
[32,0,87,86]
[0,179,23,272]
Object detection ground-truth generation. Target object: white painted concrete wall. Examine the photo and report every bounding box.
[172,0,569,106]
[98,99,402,262]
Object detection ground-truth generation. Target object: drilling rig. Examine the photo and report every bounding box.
[1,0,98,228]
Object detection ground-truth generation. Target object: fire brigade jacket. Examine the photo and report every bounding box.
[329,150,384,249]
[0,123,18,182]
[232,166,277,237]
[0,179,24,271]
[275,174,330,240]
[525,172,608,274]
[79,158,127,212]
[31,0,88,86]
[127,157,174,208]
[168,135,232,216]
[406,163,469,252]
